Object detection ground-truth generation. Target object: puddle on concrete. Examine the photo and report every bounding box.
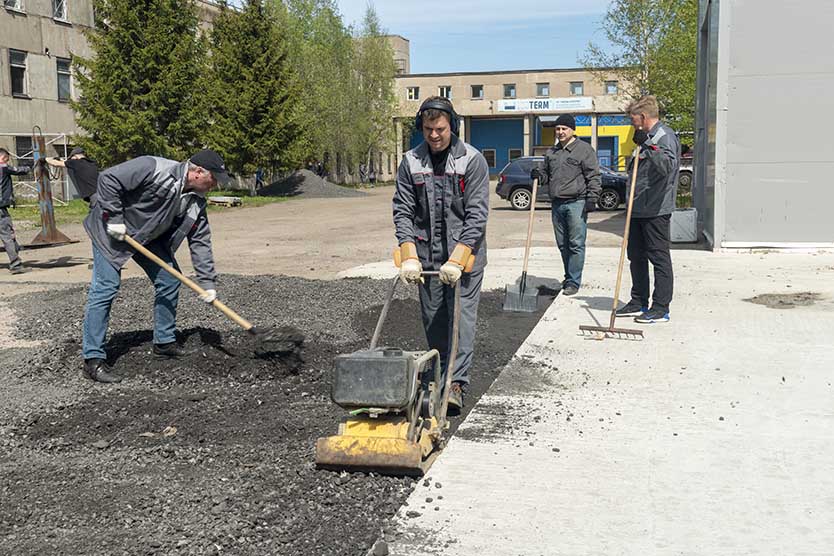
[744,291,822,309]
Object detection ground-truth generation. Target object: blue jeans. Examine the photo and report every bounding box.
[551,198,587,288]
[82,243,181,360]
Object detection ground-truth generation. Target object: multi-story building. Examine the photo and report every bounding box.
[393,61,635,176]
[0,0,219,165]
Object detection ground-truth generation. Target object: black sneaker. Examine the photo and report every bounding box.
[83,359,122,383]
[153,342,185,359]
[562,284,579,296]
[615,301,648,317]
[634,308,670,324]
[9,264,24,275]
[447,382,465,413]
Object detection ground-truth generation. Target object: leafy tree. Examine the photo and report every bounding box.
[580,0,698,132]
[72,0,207,166]
[201,0,307,179]
[350,6,398,175]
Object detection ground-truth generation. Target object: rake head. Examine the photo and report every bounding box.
[579,324,644,341]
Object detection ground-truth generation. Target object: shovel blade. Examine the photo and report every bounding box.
[503,284,539,313]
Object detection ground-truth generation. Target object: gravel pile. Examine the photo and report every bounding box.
[259,169,366,198]
[0,275,546,555]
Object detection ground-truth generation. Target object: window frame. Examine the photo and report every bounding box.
[4,0,25,13]
[52,0,67,21]
[470,84,484,100]
[438,85,452,100]
[569,81,584,96]
[503,83,516,99]
[605,80,618,95]
[535,82,549,98]
[57,57,72,102]
[482,148,497,168]
[406,86,420,101]
[508,148,523,162]
[9,49,29,98]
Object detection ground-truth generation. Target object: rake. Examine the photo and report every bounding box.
[579,147,644,340]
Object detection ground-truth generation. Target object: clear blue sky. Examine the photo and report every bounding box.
[335,0,613,74]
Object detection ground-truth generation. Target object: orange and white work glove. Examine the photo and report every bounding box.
[439,244,472,285]
[398,242,423,285]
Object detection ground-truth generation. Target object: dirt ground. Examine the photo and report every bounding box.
[0,186,627,288]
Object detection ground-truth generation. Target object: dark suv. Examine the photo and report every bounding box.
[496,156,628,211]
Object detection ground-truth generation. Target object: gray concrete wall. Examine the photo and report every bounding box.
[697,0,834,247]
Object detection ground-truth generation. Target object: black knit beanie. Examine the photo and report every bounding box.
[554,113,576,130]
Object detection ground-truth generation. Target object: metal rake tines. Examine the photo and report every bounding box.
[578,325,644,341]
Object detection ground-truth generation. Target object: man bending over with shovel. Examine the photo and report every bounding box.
[81,149,230,383]
[393,96,490,412]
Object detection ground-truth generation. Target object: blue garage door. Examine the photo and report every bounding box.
[469,119,524,175]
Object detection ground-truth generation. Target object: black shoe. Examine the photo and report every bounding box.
[83,358,122,383]
[634,308,670,324]
[615,301,648,317]
[153,342,185,359]
[447,382,465,413]
[562,284,579,296]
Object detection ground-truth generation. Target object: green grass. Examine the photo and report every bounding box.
[8,191,288,229]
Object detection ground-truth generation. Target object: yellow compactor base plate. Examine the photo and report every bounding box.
[315,416,441,476]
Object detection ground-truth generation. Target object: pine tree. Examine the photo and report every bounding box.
[72,0,207,166]
[202,0,306,178]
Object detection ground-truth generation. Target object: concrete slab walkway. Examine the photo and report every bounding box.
[351,246,834,555]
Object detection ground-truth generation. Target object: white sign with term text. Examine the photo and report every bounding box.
[497,97,593,112]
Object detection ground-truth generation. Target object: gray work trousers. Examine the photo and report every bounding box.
[418,268,484,387]
[0,208,20,268]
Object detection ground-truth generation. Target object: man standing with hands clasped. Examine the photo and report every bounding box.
[531,113,601,296]
[81,149,231,383]
[393,96,490,412]
[616,95,680,324]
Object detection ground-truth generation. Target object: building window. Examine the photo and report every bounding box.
[503,84,516,99]
[4,0,24,11]
[438,85,452,99]
[570,81,584,96]
[605,81,618,95]
[407,86,419,101]
[53,0,66,20]
[15,136,33,165]
[509,148,522,161]
[394,59,406,75]
[536,83,549,97]
[482,149,496,168]
[471,84,483,99]
[57,58,72,102]
[387,153,391,174]
[9,50,28,97]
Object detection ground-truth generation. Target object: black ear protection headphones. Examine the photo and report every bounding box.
[415,98,460,136]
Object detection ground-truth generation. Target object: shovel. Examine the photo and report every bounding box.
[503,177,542,312]
[123,234,304,357]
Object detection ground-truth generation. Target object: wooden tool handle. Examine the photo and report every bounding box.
[608,148,641,329]
[521,177,539,275]
[123,234,254,332]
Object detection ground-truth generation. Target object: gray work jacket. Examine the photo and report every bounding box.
[0,163,31,208]
[393,137,490,272]
[542,138,602,202]
[84,156,218,289]
[628,121,680,218]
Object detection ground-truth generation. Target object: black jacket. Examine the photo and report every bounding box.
[0,163,31,208]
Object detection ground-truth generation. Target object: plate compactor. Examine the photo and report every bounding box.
[315,272,460,476]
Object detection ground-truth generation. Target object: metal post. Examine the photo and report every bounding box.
[28,133,72,247]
